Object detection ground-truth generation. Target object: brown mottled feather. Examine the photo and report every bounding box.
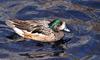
[10,20,50,32]
[6,19,65,42]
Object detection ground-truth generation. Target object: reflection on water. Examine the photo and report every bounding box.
[0,0,100,60]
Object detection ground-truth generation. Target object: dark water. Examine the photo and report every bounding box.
[0,0,100,60]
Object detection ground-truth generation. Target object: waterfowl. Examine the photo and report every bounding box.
[6,19,70,42]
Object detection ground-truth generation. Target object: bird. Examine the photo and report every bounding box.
[5,18,70,42]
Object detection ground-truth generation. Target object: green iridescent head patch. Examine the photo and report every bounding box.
[49,18,62,30]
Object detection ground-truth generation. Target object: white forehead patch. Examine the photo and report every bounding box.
[59,22,66,30]
[59,22,70,32]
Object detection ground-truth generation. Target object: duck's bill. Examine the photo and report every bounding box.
[63,28,70,32]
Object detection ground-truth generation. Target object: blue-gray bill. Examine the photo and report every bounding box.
[63,27,70,32]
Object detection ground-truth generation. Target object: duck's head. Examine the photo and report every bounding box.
[49,19,70,32]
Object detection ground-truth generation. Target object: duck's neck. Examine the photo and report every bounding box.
[49,19,61,30]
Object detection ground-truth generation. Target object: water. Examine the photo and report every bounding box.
[0,0,100,60]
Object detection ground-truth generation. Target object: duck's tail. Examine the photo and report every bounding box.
[5,20,25,37]
[5,20,15,28]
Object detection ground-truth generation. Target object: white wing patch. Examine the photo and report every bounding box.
[13,27,24,37]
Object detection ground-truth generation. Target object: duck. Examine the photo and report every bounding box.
[5,18,70,42]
